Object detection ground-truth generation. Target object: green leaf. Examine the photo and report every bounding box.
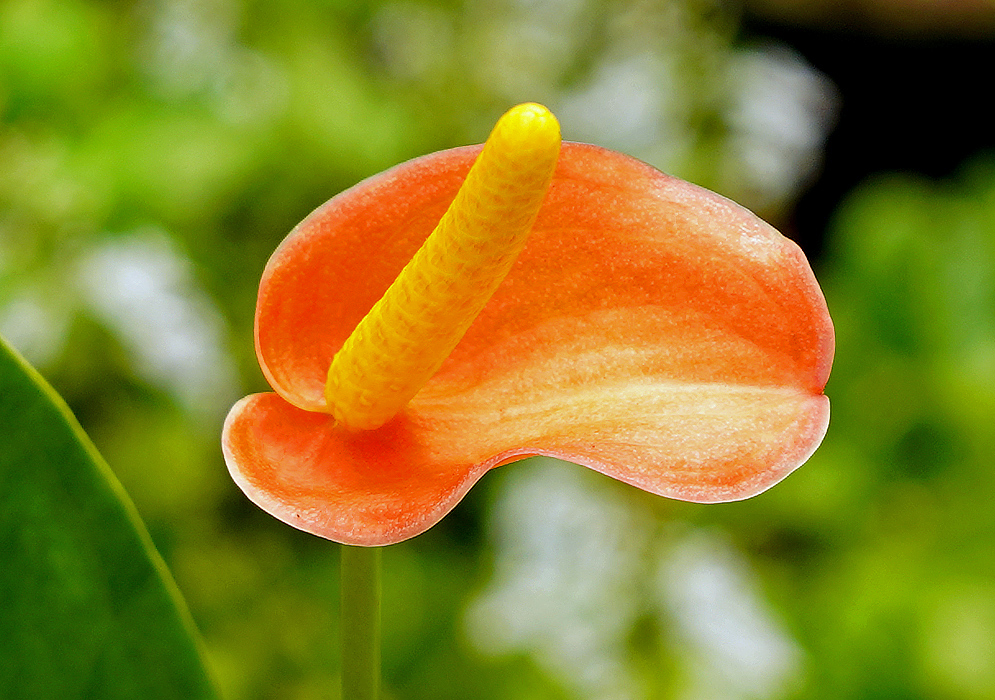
[0,335,220,700]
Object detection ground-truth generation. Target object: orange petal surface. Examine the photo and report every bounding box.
[224,142,834,545]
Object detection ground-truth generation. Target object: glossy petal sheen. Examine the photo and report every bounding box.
[224,142,834,545]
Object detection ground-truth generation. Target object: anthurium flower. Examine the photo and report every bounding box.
[223,103,833,546]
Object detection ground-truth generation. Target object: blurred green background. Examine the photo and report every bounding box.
[3,0,995,698]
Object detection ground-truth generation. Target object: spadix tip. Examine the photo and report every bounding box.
[498,103,560,140]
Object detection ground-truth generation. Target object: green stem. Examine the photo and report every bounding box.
[340,545,381,700]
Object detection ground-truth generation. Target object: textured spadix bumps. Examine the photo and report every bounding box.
[223,107,834,546]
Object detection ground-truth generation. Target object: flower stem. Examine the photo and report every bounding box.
[340,545,381,700]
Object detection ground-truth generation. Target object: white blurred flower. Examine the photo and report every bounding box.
[725,43,839,210]
[0,292,71,368]
[468,461,806,700]
[77,229,240,417]
[657,532,805,700]
[467,459,655,700]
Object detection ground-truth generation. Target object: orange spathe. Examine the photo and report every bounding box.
[223,139,834,546]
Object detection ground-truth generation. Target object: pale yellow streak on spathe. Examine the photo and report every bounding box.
[325,103,562,430]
